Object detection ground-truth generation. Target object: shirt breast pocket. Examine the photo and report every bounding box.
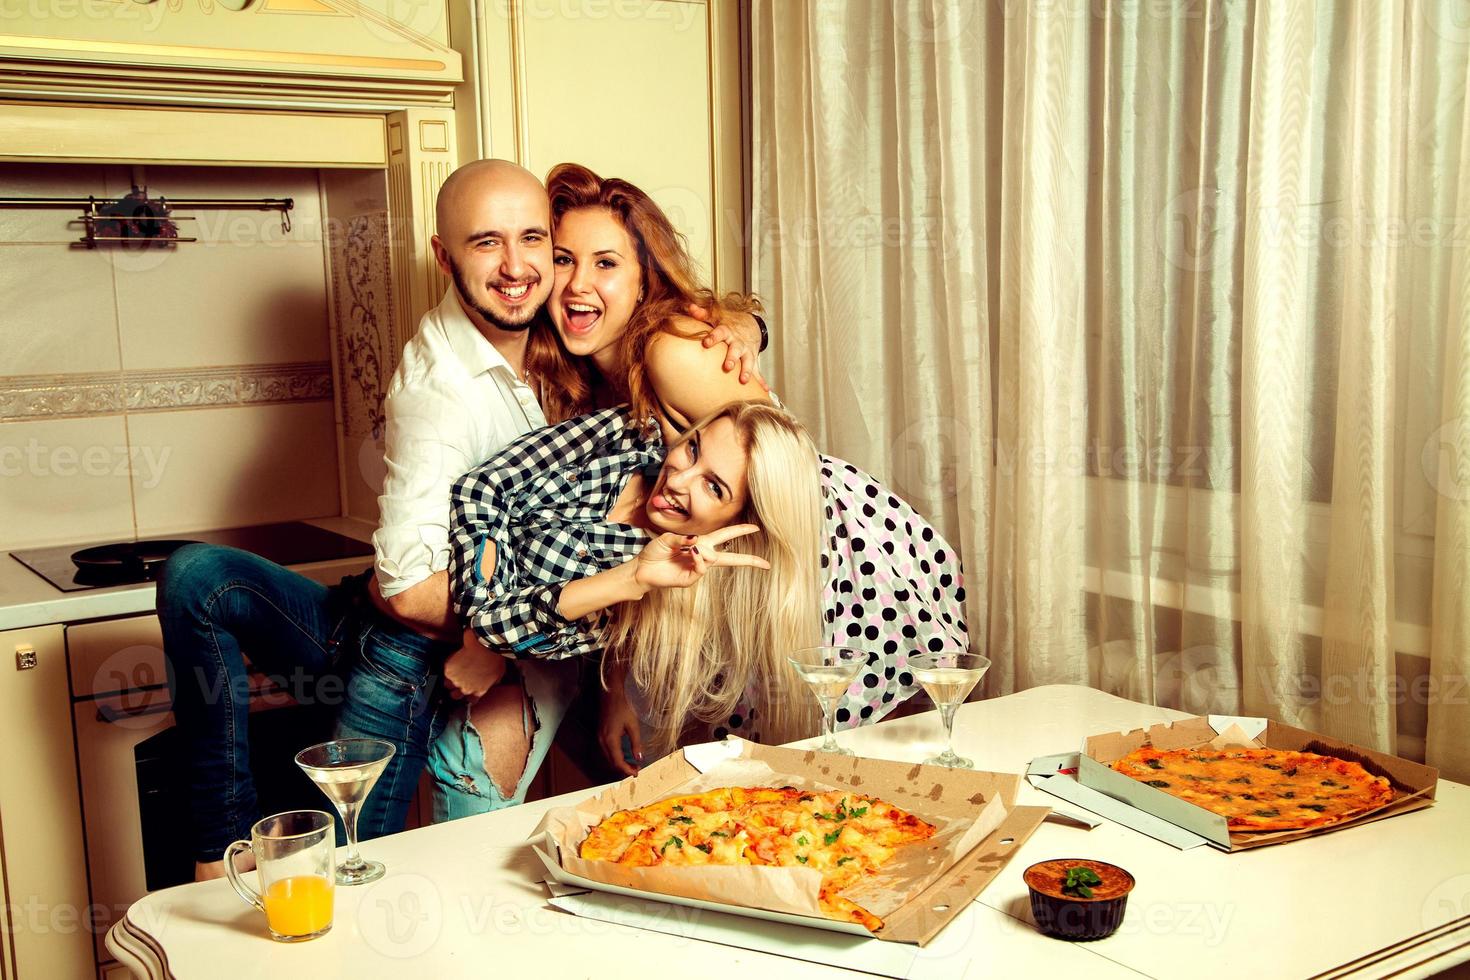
[519,524,606,585]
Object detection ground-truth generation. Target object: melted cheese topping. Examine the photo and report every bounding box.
[579,787,938,931]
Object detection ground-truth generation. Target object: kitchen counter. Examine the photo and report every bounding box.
[0,517,376,630]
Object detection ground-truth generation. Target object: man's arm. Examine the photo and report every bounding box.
[372,381,478,618]
[369,571,457,641]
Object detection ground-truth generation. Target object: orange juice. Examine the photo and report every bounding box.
[262,875,333,938]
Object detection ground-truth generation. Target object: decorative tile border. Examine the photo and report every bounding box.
[0,362,333,422]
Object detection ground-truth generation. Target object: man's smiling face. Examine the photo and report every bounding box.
[432,161,555,332]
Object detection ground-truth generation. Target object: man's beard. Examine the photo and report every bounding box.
[447,256,540,333]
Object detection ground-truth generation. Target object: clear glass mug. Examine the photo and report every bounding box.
[224,809,336,942]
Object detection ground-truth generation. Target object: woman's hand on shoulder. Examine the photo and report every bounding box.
[632,525,771,591]
[683,304,769,389]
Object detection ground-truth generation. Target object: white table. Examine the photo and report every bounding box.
[107,685,1470,979]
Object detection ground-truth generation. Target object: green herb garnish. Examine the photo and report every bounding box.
[1144,758,1165,770]
[671,805,684,812]
[796,835,809,846]
[694,843,712,854]
[849,805,868,817]
[668,816,694,825]
[837,856,854,865]
[1300,804,1327,812]
[1062,866,1103,899]
[710,830,730,838]
[824,830,841,846]
[1145,779,1171,788]
[661,836,684,853]
[795,855,808,864]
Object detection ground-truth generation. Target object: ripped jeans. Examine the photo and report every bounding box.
[427,657,581,819]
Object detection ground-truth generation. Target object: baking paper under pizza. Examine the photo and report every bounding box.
[1111,746,1395,831]
[580,786,937,930]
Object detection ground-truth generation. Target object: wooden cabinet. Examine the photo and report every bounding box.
[0,625,93,980]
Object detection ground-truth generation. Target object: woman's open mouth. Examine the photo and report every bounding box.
[651,492,688,519]
[563,301,602,335]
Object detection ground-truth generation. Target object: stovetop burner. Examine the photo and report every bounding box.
[70,539,201,585]
[10,522,373,593]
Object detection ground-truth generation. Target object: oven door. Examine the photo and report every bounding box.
[74,677,331,965]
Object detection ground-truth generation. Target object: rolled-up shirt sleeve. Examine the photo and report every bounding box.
[464,581,595,659]
[372,381,477,598]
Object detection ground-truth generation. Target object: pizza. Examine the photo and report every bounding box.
[579,786,937,930]
[1111,745,1395,831]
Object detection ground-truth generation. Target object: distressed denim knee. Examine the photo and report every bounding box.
[428,658,580,820]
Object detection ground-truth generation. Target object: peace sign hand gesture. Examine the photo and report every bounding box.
[633,524,770,591]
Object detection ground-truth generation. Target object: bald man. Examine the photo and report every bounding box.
[160,160,760,877]
[368,159,559,639]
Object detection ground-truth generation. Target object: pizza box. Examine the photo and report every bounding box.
[530,737,1050,947]
[1078,714,1439,852]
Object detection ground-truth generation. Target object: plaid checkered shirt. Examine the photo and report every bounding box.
[449,407,664,659]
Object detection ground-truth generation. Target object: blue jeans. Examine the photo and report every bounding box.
[428,657,580,820]
[158,544,454,862]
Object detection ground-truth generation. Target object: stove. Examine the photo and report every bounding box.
[10,521,373,592]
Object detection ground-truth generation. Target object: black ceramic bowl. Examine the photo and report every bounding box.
[1022,858,1135,941]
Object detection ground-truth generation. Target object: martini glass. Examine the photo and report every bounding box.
[294,738,395,885]
[786,646,865,756]
[910,652,991,768]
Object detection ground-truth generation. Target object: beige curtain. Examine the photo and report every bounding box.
[751,0,1470,783]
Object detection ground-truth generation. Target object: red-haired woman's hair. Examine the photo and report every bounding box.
[545,162,759,424]
[525,312,591,425]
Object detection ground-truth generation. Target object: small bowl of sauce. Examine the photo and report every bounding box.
[1022,858,1135,941]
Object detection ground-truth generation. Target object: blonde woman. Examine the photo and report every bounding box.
[433,400,822,815]
[539,164,969,769]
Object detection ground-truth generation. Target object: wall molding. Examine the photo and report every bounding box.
[0,362,333,422]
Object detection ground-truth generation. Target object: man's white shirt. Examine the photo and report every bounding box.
[373,288,547,598]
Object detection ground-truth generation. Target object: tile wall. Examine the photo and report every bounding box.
[0,163,342,548]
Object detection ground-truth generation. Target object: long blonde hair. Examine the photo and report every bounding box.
[603,401,825,754]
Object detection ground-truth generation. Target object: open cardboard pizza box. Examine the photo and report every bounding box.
[530,737,1050,947]
[1079,714,1439,852]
